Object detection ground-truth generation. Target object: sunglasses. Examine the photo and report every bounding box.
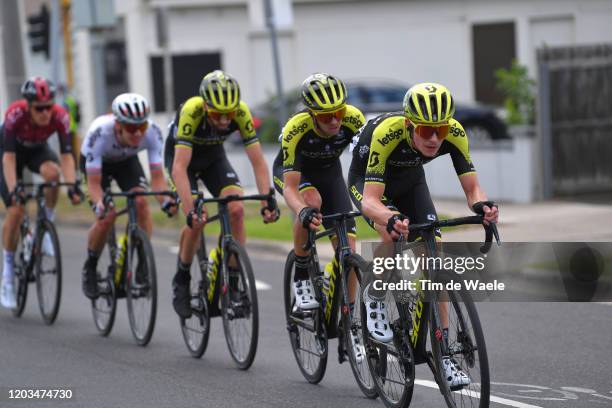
[313,106,347,124]
[413,124,450,140]
[32,104,53,113]
[207,109,237,121]
[121,122,148,133]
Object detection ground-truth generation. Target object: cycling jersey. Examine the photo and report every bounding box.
[349,112,475,184]
[172,96,258,161]
[81,114,163,175]
[281,105,365,173]
[2,100,72,153]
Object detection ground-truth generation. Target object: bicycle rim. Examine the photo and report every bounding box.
[12,233,28,318]
[180,241,210,358]
[34,219,62,325]
[344,254,378,398]
[221,241,258,369]
[91,239,117,336]
[430,271,490,408]
[362,291,415,408]
[126,228,157,346]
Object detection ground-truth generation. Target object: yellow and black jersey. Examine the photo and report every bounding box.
[281,105,365,173]
[349,112,475,184]
[172,96,258,161]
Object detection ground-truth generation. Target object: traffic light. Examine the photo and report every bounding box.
[27,5,50,59]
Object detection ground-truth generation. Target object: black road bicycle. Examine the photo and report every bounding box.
[13,182,79,324]
[180,189,277,370]
[283,210,378,398]
[90,190,175,346]
[362,215,499,408]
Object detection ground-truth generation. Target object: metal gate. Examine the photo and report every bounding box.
[538,44,612,197]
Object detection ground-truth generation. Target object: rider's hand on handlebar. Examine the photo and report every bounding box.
[161,197,178,217]
[472,201,499,226]
[67,183,84,205]
[386,214,409,241]
[9,186,25,206]
[299,207,322,231]
[186,208,206,229]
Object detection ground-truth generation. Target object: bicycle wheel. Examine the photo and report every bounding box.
[91,235,117,336]
[126,227,157,346]
[12,229,28,318]
[361,285,415,408]
[429,270,490,408]
[220,240,259,370]
[283,250,328,384]
[343,254,378,398]
[180,237,210,358]
[34,219,62,324]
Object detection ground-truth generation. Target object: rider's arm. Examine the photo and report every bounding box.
[146,123,169,205]
[86,172,104,205]
[171,146,195,216]
[459,173,488,209]
[245,143,271,207]
[59,153,76,184]
[362,183,396,228]
[283,171,306,214]
[150,168,168,205]
[2,152,17,193]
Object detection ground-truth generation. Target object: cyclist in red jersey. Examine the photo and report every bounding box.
[0,77,82,309]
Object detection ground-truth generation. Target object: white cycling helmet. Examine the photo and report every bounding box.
[111,93,150,124]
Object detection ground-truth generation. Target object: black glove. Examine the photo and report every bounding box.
[9,185,25,206]
[161,198,176,217]
[260,190,280,222]
[386,214,408,235]
[472,201,498,215]
[186,209,196,229]
[67,183,85,202]
[298,207,319,229]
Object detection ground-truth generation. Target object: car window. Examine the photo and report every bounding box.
[366,87,406,103]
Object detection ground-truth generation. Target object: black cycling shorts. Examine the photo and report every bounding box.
[164,136,242,197]
[80,155,148,203]
[348,166,440,241]
[273,150,356,235]
[0,142,59,207]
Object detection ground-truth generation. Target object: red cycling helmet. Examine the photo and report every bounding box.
[21,77,56,103]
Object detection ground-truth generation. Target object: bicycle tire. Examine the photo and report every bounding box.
[12,228,29,318]
[220,240,259,370]
[344,253,378,398]
[180,237,211,358]
[429,270,490,408]
[91,233,117,336]
[126,227,157,346]
[34,219,62,325]
[361,280,415,408]
[283,250,328,384]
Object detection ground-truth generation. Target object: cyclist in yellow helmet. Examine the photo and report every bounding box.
[348,82,498,387]
[165,70,279,318]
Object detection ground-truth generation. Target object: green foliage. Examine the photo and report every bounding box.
[495,60,536,125]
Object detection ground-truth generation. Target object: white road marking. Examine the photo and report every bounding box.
[169,245,179,254]
[414,379,544,408]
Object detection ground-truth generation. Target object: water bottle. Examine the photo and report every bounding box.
[114,234,128,286]
[22,230,34,263]
[206,247,221,302]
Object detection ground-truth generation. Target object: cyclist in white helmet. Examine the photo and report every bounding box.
[80,93,177,299]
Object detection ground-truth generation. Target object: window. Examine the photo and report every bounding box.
[472,22,516,105]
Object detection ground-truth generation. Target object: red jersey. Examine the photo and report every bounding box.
[2,99,72,153]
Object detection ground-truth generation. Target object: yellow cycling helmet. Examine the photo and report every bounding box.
[301,73,347,111]
[403,82,455,125]
[199,70,241,112]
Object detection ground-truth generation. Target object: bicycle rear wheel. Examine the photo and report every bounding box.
[220,240,259,370]
[126,227,157,346]
[34,219,62,324]
[344,254,378,398]
[12,228,28,318]
[180,237,210,358]
[429,271,490,408]
[91,234,117,336]
[362,287,415,407]
[283,250,328,384]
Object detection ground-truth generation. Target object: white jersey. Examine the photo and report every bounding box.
[81,114,163,174]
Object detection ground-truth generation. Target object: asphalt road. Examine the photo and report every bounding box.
[1,224,611,408]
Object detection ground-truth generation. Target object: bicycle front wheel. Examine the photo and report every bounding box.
[126,227,157,346]
[283,250,328,384]
[220,240,259,370]
[12,229,28,318]
[429,271,490,408]
[91,235,117,336]
[344,254,378,398]
[34,219,62,324]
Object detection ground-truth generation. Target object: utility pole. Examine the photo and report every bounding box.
[263,0,287,127]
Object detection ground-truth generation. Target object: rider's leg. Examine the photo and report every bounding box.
[134,191,152,237]
[39,161,61,220]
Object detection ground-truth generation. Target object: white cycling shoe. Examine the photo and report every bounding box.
[1,279,17,309]
[442,357,471,388]
[42,233,55,257]
[363,284,393,343]
[293,280,319,310]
